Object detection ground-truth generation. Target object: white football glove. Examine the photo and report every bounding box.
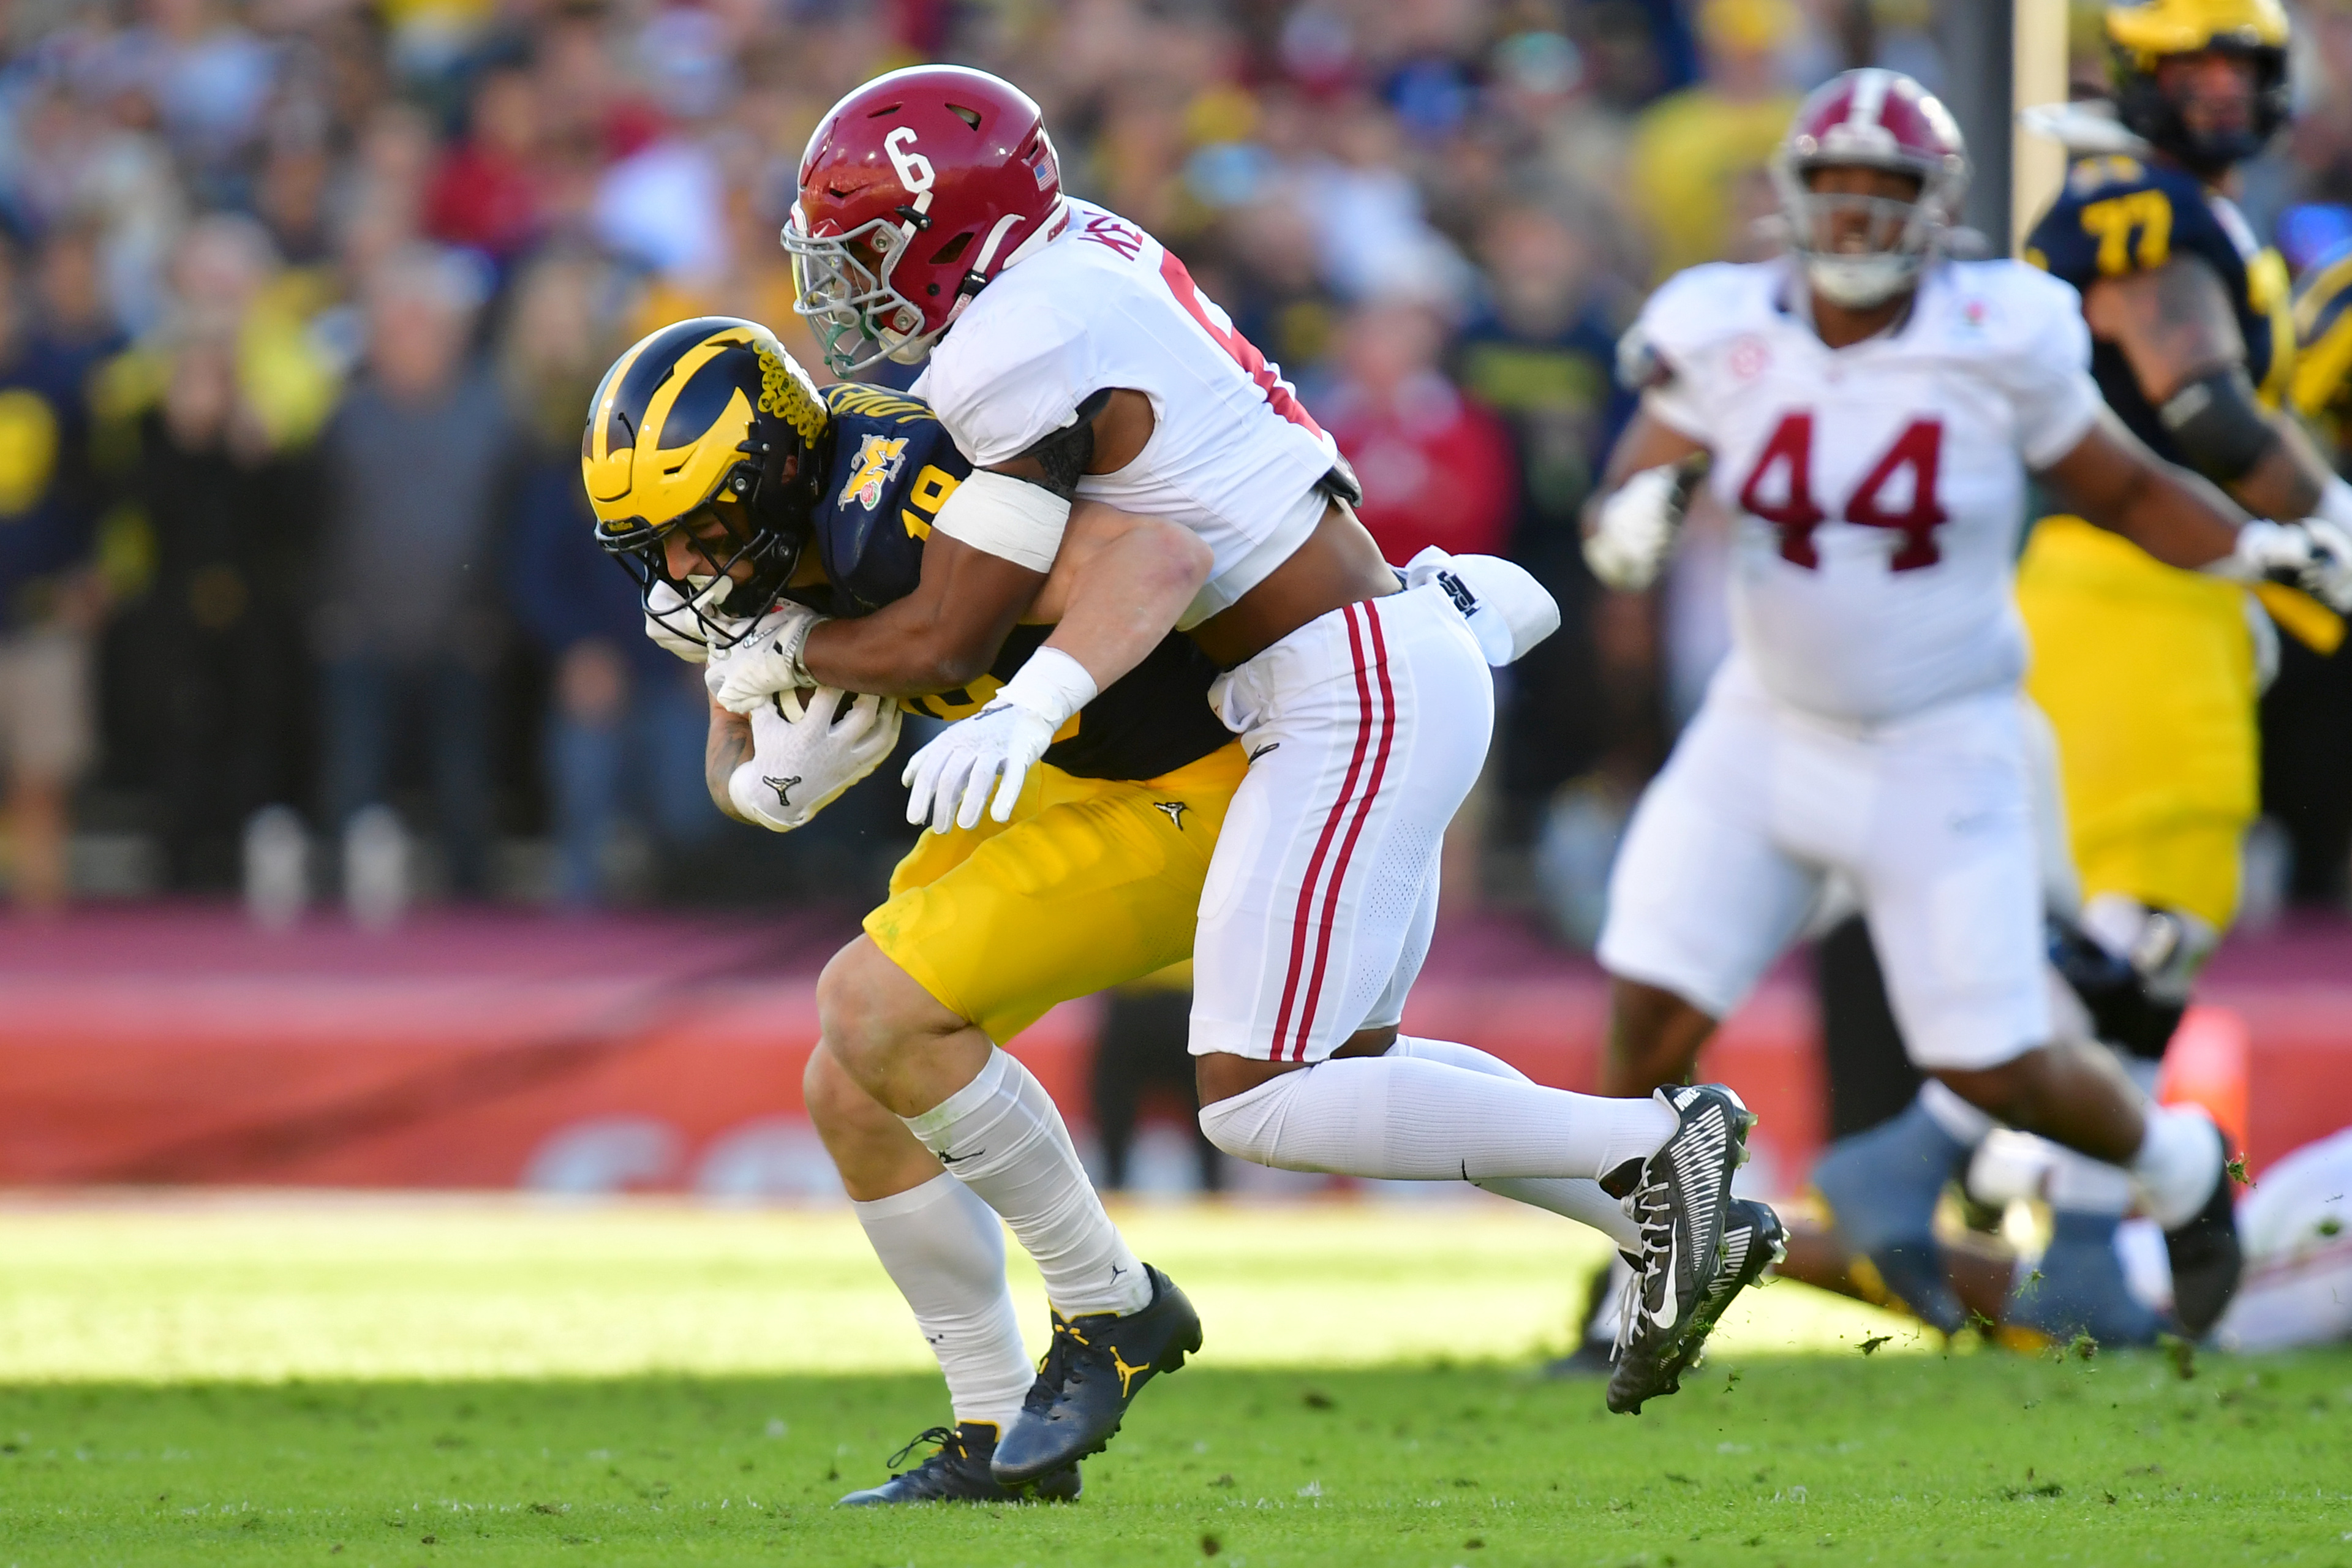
[2218,518,2352,612]
[643,579,736,663]
[2294,517,2352,611]
[726,684,902,832]
[1403,546,1561,665]
[710,601,829,714]
[1583,456,1708,591]
[901,647,1096,834]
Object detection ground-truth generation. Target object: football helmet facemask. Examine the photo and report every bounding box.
[581,317,829,650]
[783,64,1068,376]
[2108,0,2290,178]
[1770,67,1969,309]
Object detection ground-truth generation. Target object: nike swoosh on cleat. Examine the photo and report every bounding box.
[1650,1232,1680,1329]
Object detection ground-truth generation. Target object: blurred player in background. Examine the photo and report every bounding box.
[1770,1121,2352,1354]
[1811,0,2352,1346]
[584,318,1237,1504]
[731,64,1765,1432]
[1578,66,2352,1352]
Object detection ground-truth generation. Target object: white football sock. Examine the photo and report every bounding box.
[1388,1036,1642,1250]
[1196,1049,1675,1183]
[903,1047,1152,1317]
[2130,1103,2224,1229]
[852,1172,1034,1431]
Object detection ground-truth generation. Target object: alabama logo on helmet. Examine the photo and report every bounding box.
[842,434,910,511]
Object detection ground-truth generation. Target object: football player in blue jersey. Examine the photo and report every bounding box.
[584,317,1238,1505]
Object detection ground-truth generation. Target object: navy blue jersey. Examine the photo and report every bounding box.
[2026,154,2295,466]
[799,382,1230,783]
[0,342,96,630]
[2291,236,2352,421]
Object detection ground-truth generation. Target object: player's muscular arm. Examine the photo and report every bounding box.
[984,390,1191,693]
[2087,257,2331,519]
[1585,407,1709,520]
[1025,501,1212,680]
[797,391,1156,696]
[801,537,1046,696]
[2083,255,2244,399]
[704,702,755,824]
[2037,408,2247,569]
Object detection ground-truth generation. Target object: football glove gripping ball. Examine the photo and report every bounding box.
[643,579,741,663]
[712,602,829,714]
[728,684,902,832]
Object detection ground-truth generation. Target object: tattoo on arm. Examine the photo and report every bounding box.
[706,706,753,822]
[1014,388,1112,500]
[2091,257,2245,401]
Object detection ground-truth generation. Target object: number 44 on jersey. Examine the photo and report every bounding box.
[1737,412,1949,571]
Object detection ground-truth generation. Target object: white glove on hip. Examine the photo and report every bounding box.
[2215,518,2352,611]
[1403,546,1561,665]
[727,684,902,832]
[901,647,1097,834]
[710,601,829,714]
[1584,458,1706,591]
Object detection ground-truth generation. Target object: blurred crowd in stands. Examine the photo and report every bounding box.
[0,0,2349,924]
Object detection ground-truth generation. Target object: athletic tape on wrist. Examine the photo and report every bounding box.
[997,646,1098,728]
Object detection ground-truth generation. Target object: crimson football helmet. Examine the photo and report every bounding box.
[1770,68,1969,308]
[784,65,1068,375]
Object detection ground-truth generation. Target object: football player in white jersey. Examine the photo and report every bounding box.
[1580,67,2352,1342]
[722,63,1765,1448]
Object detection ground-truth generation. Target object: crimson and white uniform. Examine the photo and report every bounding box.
[1599,256,2103,1069]
[917,199,1341,626]
[916,198,1496,1061]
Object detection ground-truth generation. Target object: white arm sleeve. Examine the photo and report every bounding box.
[930,469,1071,573]
[1619,272,1719,441]
[1642,376,1709,442]
[1997,266,2103,469]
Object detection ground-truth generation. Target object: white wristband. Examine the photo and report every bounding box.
[995,646,1098,728]
[932,469,1071,573]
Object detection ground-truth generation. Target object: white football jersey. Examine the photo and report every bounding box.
[1638,257,2101,724]
[914,200,1341,625]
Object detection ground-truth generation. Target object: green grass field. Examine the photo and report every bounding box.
[1,1197,2347,1567]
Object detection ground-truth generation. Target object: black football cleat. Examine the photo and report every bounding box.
[2163,1156,2244,1338]
[836,1420,1080,1506]
[1651,1197,1787,1395]
[1608,1083,1755,1415]
[992,1263,1201,1486]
